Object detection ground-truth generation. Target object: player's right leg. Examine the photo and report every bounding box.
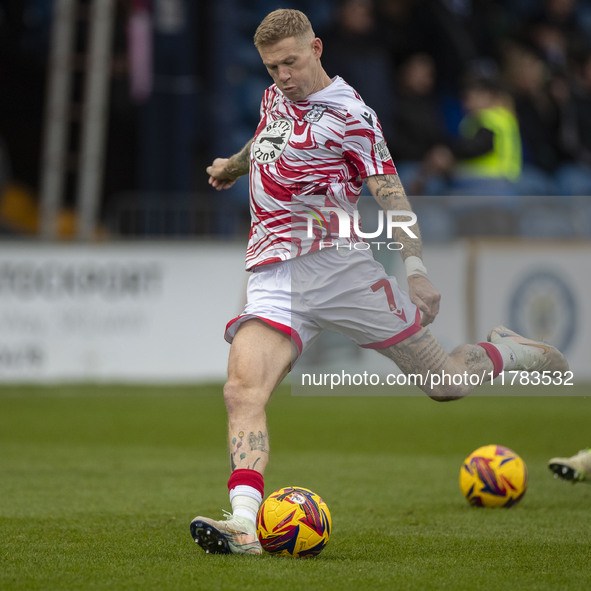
[315,247,567,400]
[379,328,495,400]
[486,326,568,373]
[224,318,294,475]
[379,325,568,401]
[191,318,294,555]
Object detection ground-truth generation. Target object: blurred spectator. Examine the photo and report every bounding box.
[378,0,505,139]
[128,0,153,103]
[554,49,591,195]
[387,53,448,195]
[322,0,393,134]
[420,73,522,233]
[376,0,428,66]
[524,0,588,74]
[423,73,522,193]
[418,0,503,93]
[502,41,567,194]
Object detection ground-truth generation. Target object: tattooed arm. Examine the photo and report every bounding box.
[206,139,253,191]
[365,173,441,326]
[365,174,422,261]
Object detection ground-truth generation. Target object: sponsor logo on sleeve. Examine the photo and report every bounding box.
[374,139,391,162]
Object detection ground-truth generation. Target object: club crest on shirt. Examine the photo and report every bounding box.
[303,104,328,123]
[253,118,293,164]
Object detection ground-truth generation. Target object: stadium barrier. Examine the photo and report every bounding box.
[0,238,589,383]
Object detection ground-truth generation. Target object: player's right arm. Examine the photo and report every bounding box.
[206,139,253,191]
[366,173,441,327]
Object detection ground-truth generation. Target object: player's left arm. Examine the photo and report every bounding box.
[365,173,441,326]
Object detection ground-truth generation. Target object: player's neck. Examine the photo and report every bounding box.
[309,68,333,96]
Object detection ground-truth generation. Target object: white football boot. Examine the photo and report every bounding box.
[190,512,262,555]
[548,449,591,484]
[487,326,569,373]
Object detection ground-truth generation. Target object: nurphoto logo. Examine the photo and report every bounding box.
[300,204,418,251]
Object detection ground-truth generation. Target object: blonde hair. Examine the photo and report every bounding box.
[254,9,314,48]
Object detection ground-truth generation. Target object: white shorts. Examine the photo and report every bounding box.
[225,247,421,358]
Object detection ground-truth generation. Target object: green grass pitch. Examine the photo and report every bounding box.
[1,383,590,590]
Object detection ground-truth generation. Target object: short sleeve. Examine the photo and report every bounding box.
[342,103,397,178]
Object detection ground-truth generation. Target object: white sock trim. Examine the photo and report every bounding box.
[494,343,517,371]
[229,485,262,526]
[229,485,263,503]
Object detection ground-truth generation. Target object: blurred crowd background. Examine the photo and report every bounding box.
[1,0,591,240]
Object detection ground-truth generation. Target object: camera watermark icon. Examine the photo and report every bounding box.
[300,205,418,251]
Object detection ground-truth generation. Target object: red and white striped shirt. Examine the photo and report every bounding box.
[245,76,397,270]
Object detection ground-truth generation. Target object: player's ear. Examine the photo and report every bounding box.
[311,37,323,59]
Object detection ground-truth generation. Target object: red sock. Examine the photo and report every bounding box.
[227,469,264,497]
[477,342,504,378]
[227,469,264,524]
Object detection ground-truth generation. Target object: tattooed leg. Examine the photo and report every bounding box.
[224,319,293,474]
[229,428,270,472]
[378,327,494,401]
